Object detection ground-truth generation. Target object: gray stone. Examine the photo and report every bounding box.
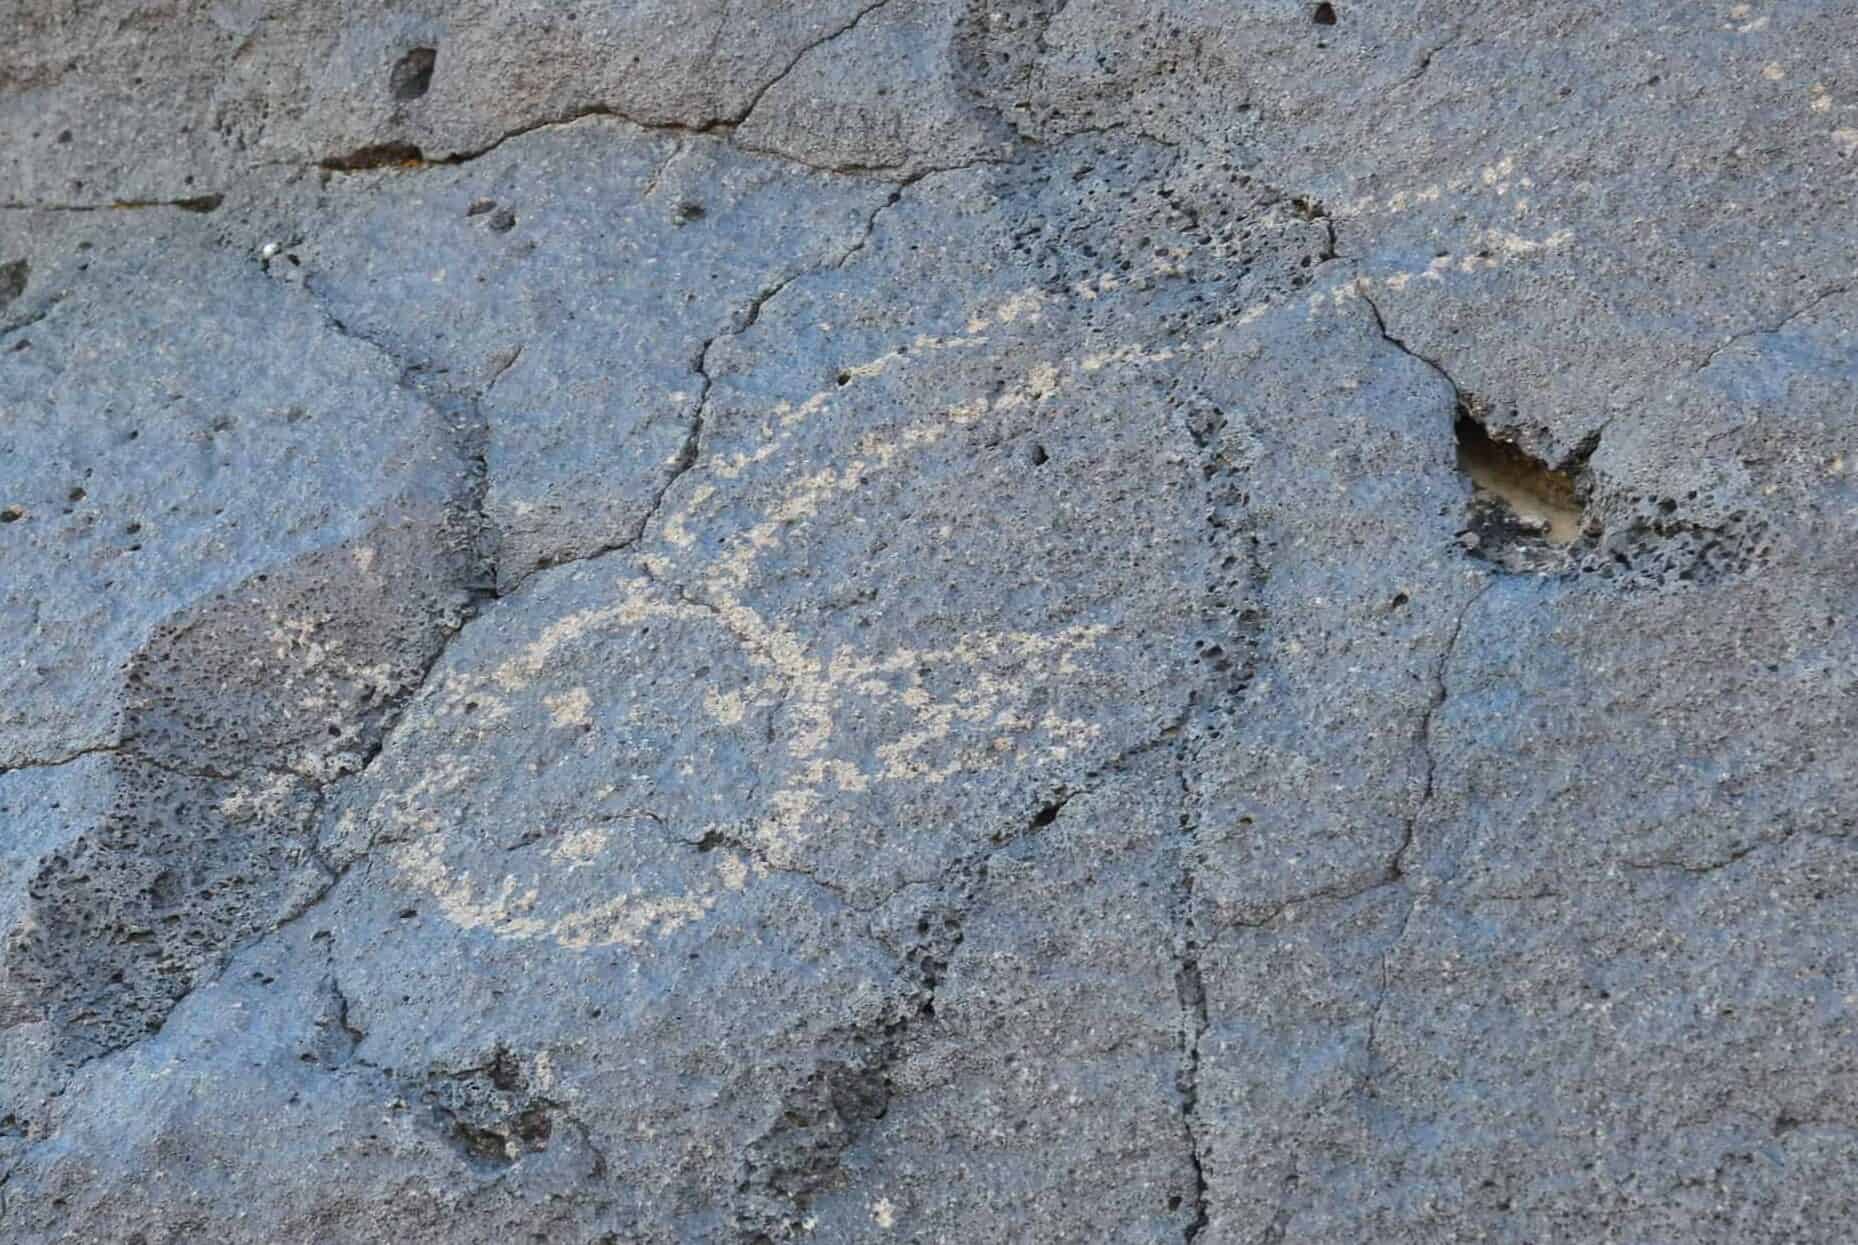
[1,0,878,206]
[0,212,478,771]
[283,119,890,587]
[2,0,1856,1241]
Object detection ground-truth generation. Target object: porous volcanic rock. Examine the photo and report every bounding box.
[3,2,1856,1241]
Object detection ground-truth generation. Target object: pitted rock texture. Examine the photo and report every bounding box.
[2,2,1856,1241]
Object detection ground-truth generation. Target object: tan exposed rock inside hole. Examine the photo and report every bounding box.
[1455,410,1584,545]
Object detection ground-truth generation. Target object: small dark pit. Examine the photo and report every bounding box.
[390,47,437,101]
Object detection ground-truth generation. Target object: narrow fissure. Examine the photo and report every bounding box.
[1173,753,1211,1242]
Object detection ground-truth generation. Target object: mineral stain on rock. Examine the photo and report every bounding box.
[320,141,427,172]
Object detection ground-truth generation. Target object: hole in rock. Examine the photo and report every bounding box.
[390,47,437,101]
[1454,401,1590,568]
[0,259,29,310]
[1030,799,1064,829]
[1312,3,1338,24]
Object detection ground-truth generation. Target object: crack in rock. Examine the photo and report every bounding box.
[1172,749,1212,1243]
[319,2,907,186]
[1624,826,1858,876]
[490,175,920,597]
[1695,284,1853,372]
[732,0,902,134]
[1359,286,1465,405]
[1219,577,1492,932]
[1390,578,1492,882]
[727,717,1188,1239]
[1362,579,1490,1098]
[0,195,223,214]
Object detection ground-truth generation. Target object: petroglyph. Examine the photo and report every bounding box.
[367,314,1193,949]
[7,3,1853,1236]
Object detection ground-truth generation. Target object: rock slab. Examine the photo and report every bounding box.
[2,1,1856,1241]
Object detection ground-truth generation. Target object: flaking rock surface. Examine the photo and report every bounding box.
[2,2,1856,1241]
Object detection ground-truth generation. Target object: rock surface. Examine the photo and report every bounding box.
[2,1,1855,1240]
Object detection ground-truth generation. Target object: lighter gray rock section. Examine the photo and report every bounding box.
[1,0,878,205]
[286,119,891,587]
[0,214,473,771]
[2,1,1856,1241]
